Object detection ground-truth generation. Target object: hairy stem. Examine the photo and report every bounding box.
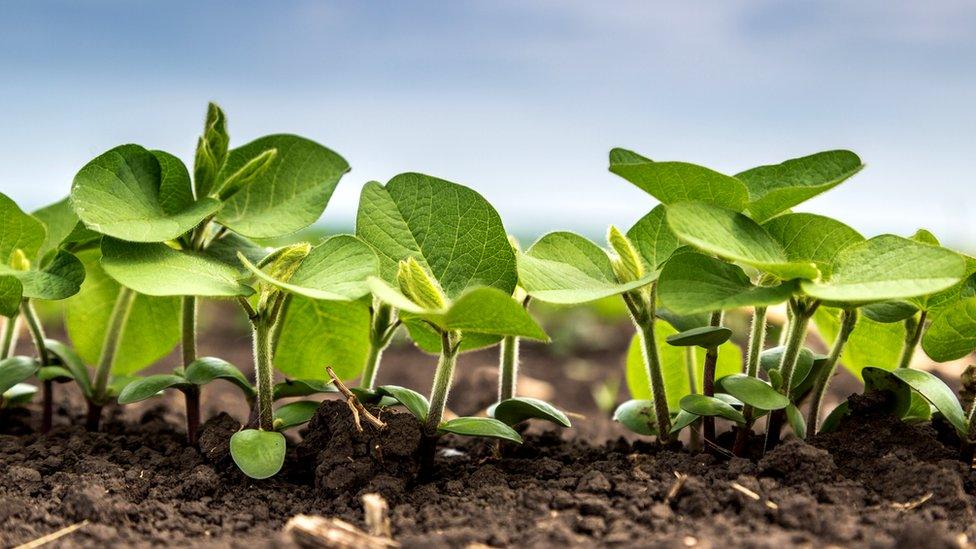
[733,306,768,456]
[1,313,21,359]
[424,330,460,436]
[20,300,53,432]
[252,321,275,431]
[360,302,394,390]
[806,308,858,437]
[624,284,671,441]
[765,299,816,450]
[701,311,724,446]
[92,288,136,404]
[898,311,927,369]
[498,335,519,401]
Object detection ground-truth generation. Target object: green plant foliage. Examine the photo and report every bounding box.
[608,148,748,210]
[761,213,865,277]
[437,417,522,443]
[272,378,334,400]
[45,340,92,396]
[37,365,74,382]
[1,383,37,407]
[403,320,502,355]
[0,356,40,394]
[117,374,189,404]
[658,252,795,314]
[377,385,430,422]
[759,345,815,392]
[0,278,22,317]
[273,400,320,430]
[274,297,372,381]
[489,397,571,427]
[922,297,976,362]
[716,374,789,410]
[184,357,256,397]
[860,301,919,323]
[679,394,745,424]
[626,205,680,271]
[665,326,733,348]
[3,250,86,301]
[785,403,807,438]
[229,429,286,479]
[736,151,863,223]
[665,201,819,280]
[0,193,46,266]
[612,399,657,435]
[890,369,968,435]
[31,197,90,262]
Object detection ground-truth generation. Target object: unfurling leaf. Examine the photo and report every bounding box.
[214,148,278,201]
[607,225,644,284]
[193,102,230,198]
[397,257,447,310]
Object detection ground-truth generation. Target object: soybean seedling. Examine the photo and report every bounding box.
[69,103,349,442]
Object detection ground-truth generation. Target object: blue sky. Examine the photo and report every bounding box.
[1,1,975,243]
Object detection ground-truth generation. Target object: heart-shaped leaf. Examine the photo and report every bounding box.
[71,145,221,242]
[613,399,657,435]
[861,301,919,323]
[658,252,795,314]
[626,205,680,271]
[737,150,863,223]
[801,235,966,303]
[814,307,904,379]
[274,297,372,381]
[438,416,523,443]
[215,135,349,239]
[665,201,819,280]
[185,357,256,397]
[716,374,789,410]
[922,297,976,362]
[377,385,430,422]
[272,378,334,400]
[517,232,654,304]
[0,356,40,394]
[117,374,189,404]
[0,249,86,301]
[273,400,320,431]
[679,394,746,424]
[230,429,287,479]
[100,238,254,297]
[609,148,748,210]
[665,326,733,348]
[489,397,571,427]
[761,213,865,277]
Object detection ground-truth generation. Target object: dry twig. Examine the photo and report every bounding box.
[285,515,398,549]
[327,366,386,432]
[665,471,689,502]
[891,492,933,511]
[362,493,392,538]
[14,520,89,549]
[730,481,779,510]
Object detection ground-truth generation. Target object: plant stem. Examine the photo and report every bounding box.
[625,283,671,441]
[733,306,768,456]
[92,288,136,406]
[252,320,275,431]
[1,313,21,359]
[765,299,816,450]
[683,347,701,452]
[180,296,200,444]
[898,311,927,369]
[361,302,393,390]
[20,299,54,432]
[806,308,858,437]
[701,310,724,447]
[424,330,460,436]
[498,335,519,401]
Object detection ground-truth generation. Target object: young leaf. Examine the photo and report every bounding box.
[100,238,254,297]
[117,374,189,404]
[679,394,746,424]
[608,148,748,210]
[6,249,85,300]
[760,345,815,390]
[800,235,965,303]
[814,307,904,379]
[230,429,286,480]
[761,213,865,277]
[437,417,523,443]
[716,374,789,410]
[489,397,571,427]
[45,339,92,396]
[785,403,807,439]
[626,205,680,271]
[273,400,320,430]
[861,300,919,323]
[0,192,46,265]
[658,252,795,314]
[71,145,221,242]
[736,150,863,223]
[665,326,733,348]
[862,367,913,417]
[214,148,277,201]
[2,383,37,407]
[32,197,97,263]
[274,297,372,381]
[273,378,335,400]
[37,365,74,382]
[612,399,657,435]
[215,135,349,239]
[185,357,256,397]
[665,201,819,280]
[377,385,430,422]
[442,287,548,340]
[193,103,230,198]
[669,409,699,434]
[889,369,968,435]
[921,297,976,362]
[0,356,40,394]
[0,278,22,316]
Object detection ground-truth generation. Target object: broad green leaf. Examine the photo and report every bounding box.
[216,135,349,238]
[117,374,189,404]
[0,192,46,264]
[658,252,795,314]
[736,150,863,222]
[45,340,92,396]
[377,385,430,422]
[786,403,806,438]
[37,365,74,382]
[240,235,377,301]
[0,250,85,301]
[716,374,789,410]
[230,429,286,479]
[666,201,819,280]
[759,345,815,390]
[517,232,654,304]
[665,326,732,348]
[922,298,976,362]
[185,357,256,397]
[273,379,334,400]
[612,399,657,435]
[801,235,965,303]
[273,400,320,430]
[608,148,748,210]
[274,296,372,381]
[2,383,37,407]
[489,397,571,427]
[356,174,517,297]
[438,416,522,443]
[100,238,254,297]
[904,391,934,423]
[403,319,502,355]
[0,278,22,316]
[625,322,742,412]
[861,301,919,323]
[885,368,967,435]
[761,213,865,277]
[679,394,746,424]
[64,249,180,375]
[0,356,40,394]
[32,197,91,263]
[71,145,221,242]
[443,287,548,340]
[814,307,904,379]
[626,205,680,270]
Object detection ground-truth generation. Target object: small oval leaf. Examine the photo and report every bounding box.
[437,416,522,443]
[665,326,733,348]
[679,394,746,424]
[716,374,790,410]
[186,357,256,398]
[273,378,334,400]
[0,356,40,394]
[377,385,430,422]
[785,403,806,439]
[489,397,571,428]
[612,399,657,435]
[117,374,188,404]
[37,365,74,382]
[669,409,699,434]
[273,400,320,431]
[2,383,38,407]
[230,429,287,479]
[889,368,968,436]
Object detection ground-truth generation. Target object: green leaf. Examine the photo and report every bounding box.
[274,296,372,381]
[801,236,966,303]
[240,235,377,301]
[205,233,269,268]
[909,228,940,246]
[819,401,849,433]
[760,345,815,391]
[679,394,746,424]
[443,287,548,340]
[665,326,732,348]
[0,278,22,316]
[761,213,865,277]
[377,385,430,422]
[193,102,230,199]
[626,205,680,271]
[922,298,976,362]
[716,374,789,410]
[403,319,502,355]
[861,301,919,323]
[0,192,46,265]
[32,197,92,263]
[0,356,40,394]
[273,400,320,431]
[2,383,37,407]
[214,148,277,201]
[37,365,74,382]
[117,374,189,404]
[736,150,863,223]
[100,238,254,297]
[814,307,904,379]
[230,429,286,480]
[666,201,819,280]
[64,249,180,375]
[785,403,807,438]
[608,148,748,210]
[356,174,517,297]
[273,379,334,400]
[216,135,349,239]
[658,252,795,314]
[45,340,92,396]
[437,416,523,443]
[612,399,657,435]
[71,145,221,242]
[185,357,256,397]
[890,369,968,435]
[669,409,699,434]
[11,250,85,300]
[862,367,913,417]
[517,232,654,304]
[489,397,571,427]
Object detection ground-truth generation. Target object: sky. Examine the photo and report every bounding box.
[1,1,975,245]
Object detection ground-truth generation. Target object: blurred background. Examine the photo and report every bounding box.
[1,1,975,247]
